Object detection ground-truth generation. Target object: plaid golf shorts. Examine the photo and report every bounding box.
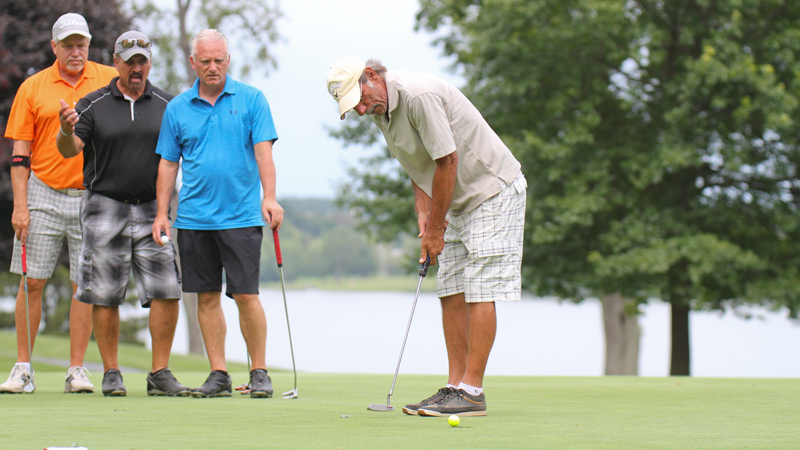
[10,173,83,281]
[75,191,181,307]
[437,171,527,303]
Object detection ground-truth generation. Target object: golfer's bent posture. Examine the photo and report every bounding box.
[153,29,283,398]
[327,57,526,417]
[57,30,188,397]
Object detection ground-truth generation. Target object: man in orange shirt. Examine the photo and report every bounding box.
[1,13,117,394]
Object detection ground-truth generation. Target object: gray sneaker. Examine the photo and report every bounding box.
[102,369,127,397]
[191,371,232,398]
[402,387,454,415]
[417,389,487,417]
[249,369,273,398]
[147,368,191,397]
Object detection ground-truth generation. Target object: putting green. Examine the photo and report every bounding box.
[1,373,797,449]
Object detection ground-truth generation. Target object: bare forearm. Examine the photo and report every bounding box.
[55,130,83,158]
[56,99,84,157]
[156,160,179,217]
[428,152,458,230]
[11,140,31,209]
[255,143,277,202]
[412,180,431,217]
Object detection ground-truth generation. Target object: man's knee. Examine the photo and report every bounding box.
[22,277,48,292]
[232,293,259,303]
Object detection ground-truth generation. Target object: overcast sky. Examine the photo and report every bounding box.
[150,0,463,199]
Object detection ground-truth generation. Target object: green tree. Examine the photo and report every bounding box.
[260,198,380,281]
[331,116,417,243]
[127,0,281,93]
[416,0,800,375]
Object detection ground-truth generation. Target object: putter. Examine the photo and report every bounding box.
[273,228,298,399]
[21,243,34,393]
[368,257,430,412]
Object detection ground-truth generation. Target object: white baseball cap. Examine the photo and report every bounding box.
[52,13,92,41]
[327,56,366,120]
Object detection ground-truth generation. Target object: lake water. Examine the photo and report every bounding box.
[134,288,800,378]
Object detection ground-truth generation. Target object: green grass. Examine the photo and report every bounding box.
[1,333,797,448]
[0,374,797,449]
[261,275,438,292]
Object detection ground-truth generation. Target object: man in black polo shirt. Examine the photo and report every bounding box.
[56,30,188,397]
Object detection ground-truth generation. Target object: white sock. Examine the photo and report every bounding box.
[16,362,31,371]
[458,382,482,396]
[446,383,458,389]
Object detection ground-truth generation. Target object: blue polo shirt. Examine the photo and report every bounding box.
[156,76,278,230]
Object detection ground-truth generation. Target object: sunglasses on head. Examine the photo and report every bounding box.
[118,38,151,49]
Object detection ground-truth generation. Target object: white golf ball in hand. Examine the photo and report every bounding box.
[161,235,170,244]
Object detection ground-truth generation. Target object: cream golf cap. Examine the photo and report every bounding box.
[52,13,92,41]
[327,56,366,120]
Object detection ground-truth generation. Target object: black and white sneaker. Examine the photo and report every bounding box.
[102,369,127,397]
[147,368,191,397]
[249,369,273,398]
[191,370,232,398]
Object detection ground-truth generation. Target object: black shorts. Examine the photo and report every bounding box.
[177,227,262,298]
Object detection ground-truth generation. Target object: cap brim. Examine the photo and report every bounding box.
[55,30,92,41]
[337,83,361,120]
[118,48,151,61]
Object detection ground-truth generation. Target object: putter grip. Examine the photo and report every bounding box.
[419,256,430,277]
[21,244,27,275]
[272,228,283,267]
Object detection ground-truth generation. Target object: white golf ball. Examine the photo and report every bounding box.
[161,235,170,244]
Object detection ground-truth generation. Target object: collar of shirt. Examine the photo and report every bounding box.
[384,71,400,122]
[46,60,94,87]
[188,75,237,104]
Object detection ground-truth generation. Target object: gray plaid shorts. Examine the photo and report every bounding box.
[10,174,83,281]
[437,171,527,303]
[75,191,181,307]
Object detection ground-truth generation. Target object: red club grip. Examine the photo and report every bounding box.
[21,244,27,275]
[272,228,282,267]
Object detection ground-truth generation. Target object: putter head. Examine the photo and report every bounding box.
[367,403,395,412]
[282,388,298,399]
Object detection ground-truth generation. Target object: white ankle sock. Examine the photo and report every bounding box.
[16,362,31,371]
[457,382,482,396]
[446,383,458,389]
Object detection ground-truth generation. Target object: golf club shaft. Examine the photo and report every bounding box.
[387,258,430,399]
[273,228,297,390]
[22,244,31,369]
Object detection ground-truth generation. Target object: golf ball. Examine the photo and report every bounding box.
[448,415,460,427]
[161,235,170,244]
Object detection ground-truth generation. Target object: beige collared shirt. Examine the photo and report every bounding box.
[371,70,521,215]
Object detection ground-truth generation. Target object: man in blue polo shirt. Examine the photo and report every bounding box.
[153,28,283,399]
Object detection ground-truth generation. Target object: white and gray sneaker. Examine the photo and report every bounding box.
[0,364,35,393]
[64,366,94,393]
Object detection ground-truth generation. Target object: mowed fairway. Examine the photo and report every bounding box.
[0,371,797,449]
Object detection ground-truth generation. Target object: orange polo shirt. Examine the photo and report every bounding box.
[5,60,117,190]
